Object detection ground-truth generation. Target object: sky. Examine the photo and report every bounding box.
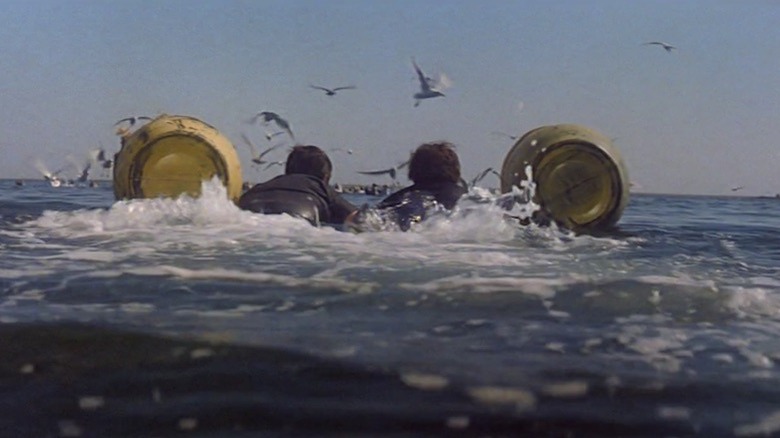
[1,0,779,196]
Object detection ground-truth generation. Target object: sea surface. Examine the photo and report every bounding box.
[1,178,780,437]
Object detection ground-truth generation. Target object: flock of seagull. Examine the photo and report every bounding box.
[235,57,458,181]
[229,57,455,180]
[35,44,675,188]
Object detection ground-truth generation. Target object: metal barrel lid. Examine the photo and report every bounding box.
[500,124,629,232]
[113,115,243,202]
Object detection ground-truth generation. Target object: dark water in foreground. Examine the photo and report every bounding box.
[1,179,780,437]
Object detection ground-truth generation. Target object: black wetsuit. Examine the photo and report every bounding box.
[238,174,356,226]
[374,181,467,230]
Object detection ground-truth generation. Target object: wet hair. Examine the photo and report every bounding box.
[408,141,461,184]
[285,145,333,182]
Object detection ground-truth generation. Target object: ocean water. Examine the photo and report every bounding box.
[1,178,780,437]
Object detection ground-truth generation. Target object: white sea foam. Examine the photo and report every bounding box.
[20,182,556,247]
[657,405,692,421]
[10,179,631,276]
[734,410,780,436]
[9,178,758,359]
[726,287,780,320]
[0,269,41,279]
[124,265,377,294]
[61,249,117,263]
[540,380,589,398]
[466,385,537,411]
[398,274,566,299]
[635,275,718,290]
[611,322,690,373]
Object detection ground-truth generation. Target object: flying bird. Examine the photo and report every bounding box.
[643,41,676,52]
[264,160,286,170]
[240,133,283,166]
[248,111,295,140]
[264,131,287,142]
[76,162,91,183]
[84,148,113,174]
[731,186,744,192]
[89,147,113,166]
[93,148,107,163]
[469,167,502,188]
[357,159,410,180]
[65,150,101,184]
[357,167,400,180]
[411,57,451,107]
[310,84,356,96]
[491,131,519,141]
[115,116,152,127]
[330,147,356,155]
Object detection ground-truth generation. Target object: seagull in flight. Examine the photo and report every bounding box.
[115,116,152,127]
[92,148,107,163]
[76,161,91,183]
[240,133,283,166]
[310,84,357,96]
[248,111,295,140]
[89,147,113,172]
[643,41,676,52]
[491,131,519,141]
[264,130,287,142]
[469,167,502,188]
[330,147,356,155]
[357,167,400,180]
[264,160,286,170]
[357,159,410,180]
[411,57,451,107]
[67,149,104,184]
[731,186,744,192]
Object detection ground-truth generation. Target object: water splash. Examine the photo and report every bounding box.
[3,177,633,297]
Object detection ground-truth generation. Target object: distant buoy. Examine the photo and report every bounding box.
[500,124,629,232]
[113,114,243,202]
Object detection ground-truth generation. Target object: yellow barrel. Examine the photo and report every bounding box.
[500,124,629,232]
[113,114,243,202]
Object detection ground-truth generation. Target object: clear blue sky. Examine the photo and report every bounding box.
[1,0,778,196]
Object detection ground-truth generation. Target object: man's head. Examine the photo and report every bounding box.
[285,145,333,183]
[408,141,460,185]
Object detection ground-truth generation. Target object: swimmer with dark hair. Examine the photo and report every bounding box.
[238,145,357,226]
[352,141,467,231]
